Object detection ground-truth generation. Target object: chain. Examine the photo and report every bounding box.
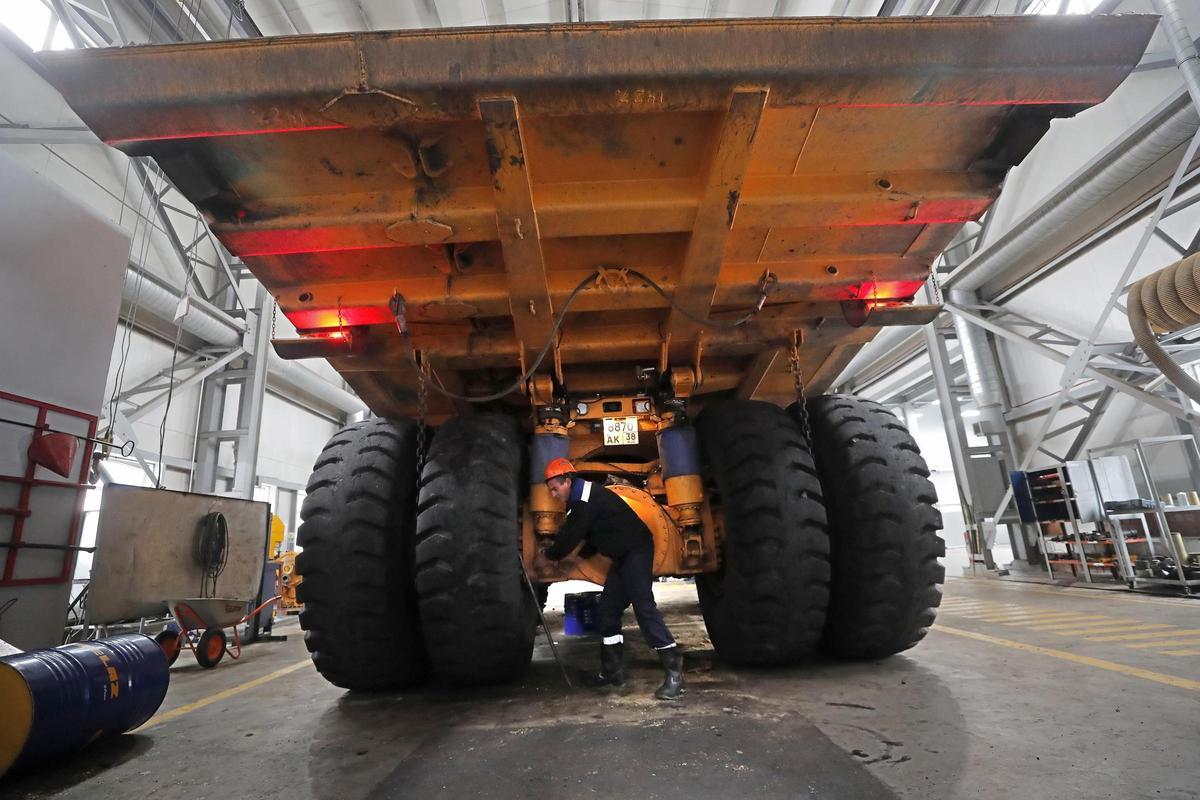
[788,335,813,449]
[928,267,944,306]
[414,357,429,487]
[270,300,277,339]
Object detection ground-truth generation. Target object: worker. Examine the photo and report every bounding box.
[536,457,685,700]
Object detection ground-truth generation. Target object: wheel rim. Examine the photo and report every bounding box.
[205,632,223,661]
[159,633,180,661]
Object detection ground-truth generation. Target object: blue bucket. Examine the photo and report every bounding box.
[0,634,170,777]
[563,591,602,636]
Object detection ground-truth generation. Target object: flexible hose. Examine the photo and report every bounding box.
[391,268,775,404]
[194,511,229,598]
[1127,252,1200,403]
[390,271,600,404]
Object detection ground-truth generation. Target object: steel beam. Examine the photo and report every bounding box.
[1006,384,1105,424]
[130,160,210,298]
[232,286,271,498]
[122,347,246,422]
[215,170,994,256]
[736,348,782,400]
[479,97,555,363]
[946,304,1200,424]
[925,323,992,566]
[667,88,768,340]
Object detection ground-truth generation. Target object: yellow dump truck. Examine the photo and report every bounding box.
[42,15,1155,689]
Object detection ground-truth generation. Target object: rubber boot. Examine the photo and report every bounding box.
[582,642,625,687]
[654,645,686,700]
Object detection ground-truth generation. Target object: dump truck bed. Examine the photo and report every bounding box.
[39,16,1156,417]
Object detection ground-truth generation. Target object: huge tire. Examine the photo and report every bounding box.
[802,395,945,659]
[295,418,427,690]
[414,415,534,684]
[696,400,830,665]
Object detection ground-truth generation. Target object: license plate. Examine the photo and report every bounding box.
[603,416,640,446]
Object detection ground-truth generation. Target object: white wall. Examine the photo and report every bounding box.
[895,404,1016,575]
[0,37,357,511]
[0,151,129,648]
[257,394,341,488]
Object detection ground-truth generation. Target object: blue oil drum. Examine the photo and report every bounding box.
[0,634,170,777]
[563,591,602,636]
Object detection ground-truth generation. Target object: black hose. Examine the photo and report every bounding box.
[194,512,229,598]
[390,267,774,404]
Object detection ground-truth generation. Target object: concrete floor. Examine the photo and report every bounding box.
[3,576,1199,799]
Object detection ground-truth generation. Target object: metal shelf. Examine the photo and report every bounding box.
[1089,434,1200,596]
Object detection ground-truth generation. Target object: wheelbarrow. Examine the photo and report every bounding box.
[154,596,279,669]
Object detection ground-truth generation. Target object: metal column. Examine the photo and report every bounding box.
[192,287,270,498]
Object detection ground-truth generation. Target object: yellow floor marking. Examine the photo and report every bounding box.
[947,578,1200,608]
[960,614,1075,623]
[990,613,1089,624]
[933,626,1200,692]
[1123,633,1200,649]
[1025,618,1135,631]
[1021,617,1117,630]
[1083,629,1197,642]
[950,607,1028,615]
[963,607,1060,615]
[137,659,311,731]
[1162,648,1200,656]
[1042,623,1167,635]
[962,610,1068,621]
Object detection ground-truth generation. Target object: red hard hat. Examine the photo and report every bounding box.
[544,457,575,482]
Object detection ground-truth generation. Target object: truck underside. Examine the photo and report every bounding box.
[42,15,1154,688]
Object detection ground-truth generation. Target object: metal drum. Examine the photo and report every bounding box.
[0,634,169,777]
[563,591,602,636]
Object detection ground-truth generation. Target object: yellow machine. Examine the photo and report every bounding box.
[267,515,286,559]
[42,15,1155,690]
[275,552,303,614]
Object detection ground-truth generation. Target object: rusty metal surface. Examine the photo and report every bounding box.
[39,16,1156,416]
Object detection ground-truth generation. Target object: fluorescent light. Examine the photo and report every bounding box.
[961,409,980,418]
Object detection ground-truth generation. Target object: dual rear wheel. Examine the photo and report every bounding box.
[695,397,944,665]
[296,415,533,690]
[296,396,944,690]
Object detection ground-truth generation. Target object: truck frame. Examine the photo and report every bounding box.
[41,15,1155,688]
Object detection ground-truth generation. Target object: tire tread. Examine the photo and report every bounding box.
[801,395,944,659]
[696,400,830,665]
[295,418,427,690]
